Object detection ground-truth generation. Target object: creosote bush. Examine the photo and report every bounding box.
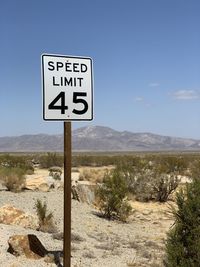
[35,199,57,233]
[39,153,63,168]
[96,168,132,222]
[130,156,187,202]
[164,177,200,266]
[153,173,180,202]
[153,156,187,202]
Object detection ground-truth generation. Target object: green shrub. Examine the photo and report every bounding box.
[34,199,57,233]
[164,178,200,266]
[96,168,132,221]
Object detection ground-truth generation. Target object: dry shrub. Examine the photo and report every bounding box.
[35,199,57,233]
[0,167,25,192]
[48,166,62,180]
[132,170,181,202]
[4,174,25,192]
[71,232,85,243]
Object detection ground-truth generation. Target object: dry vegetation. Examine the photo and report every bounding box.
[1,152,200,266]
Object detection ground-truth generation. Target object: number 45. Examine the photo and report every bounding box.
[48,92,88,115]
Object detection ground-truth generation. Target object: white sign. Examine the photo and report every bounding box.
[42,54,93,121]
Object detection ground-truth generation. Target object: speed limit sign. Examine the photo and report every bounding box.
[42,54,93,121]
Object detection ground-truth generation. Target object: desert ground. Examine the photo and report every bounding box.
[0,167,176,267]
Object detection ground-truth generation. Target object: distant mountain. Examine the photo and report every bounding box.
[0,126,200,152]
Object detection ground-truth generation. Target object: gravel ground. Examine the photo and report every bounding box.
[0,190,173,267]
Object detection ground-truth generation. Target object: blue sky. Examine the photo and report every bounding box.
[0,0,200,138]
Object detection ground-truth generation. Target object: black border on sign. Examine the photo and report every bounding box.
[41,53,94,121]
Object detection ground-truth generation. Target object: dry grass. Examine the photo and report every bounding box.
[71,232,85,243]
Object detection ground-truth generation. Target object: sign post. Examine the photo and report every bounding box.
[63,121,71,267]
[42,54,93,267]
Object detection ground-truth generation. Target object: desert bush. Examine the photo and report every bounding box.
[116,158,142,193]
[96,168,132,221]
[71,232,85,243]
[132,170,155,202]
[0,167,25,192]
[34,199,57,233]
[132,172,179,202]
[0,154,34,174]
[155,156,187,174]
[72,153,148,167]
[131,156,186,202]
[189,159,200,179]
[153,157,186,202]
[153,173,180,202]
[164,178,200,266]
[72,154,117,167]
[134,172,180,202]
[49,166,62,180]
[112,157,154,202]
[39,153,63,168]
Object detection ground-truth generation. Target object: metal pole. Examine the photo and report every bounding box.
[63,121,71,267]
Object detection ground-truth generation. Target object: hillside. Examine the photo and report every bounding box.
[0,126,200,152]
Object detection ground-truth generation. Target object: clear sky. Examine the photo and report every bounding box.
[1,0,200,139]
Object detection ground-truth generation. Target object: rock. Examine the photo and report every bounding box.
[25,176,55,192]
[0,180,7,191]
[38,183,50,192]
[0,205,39,230]
[54,180,64,190]
[75,182,97,205]
[7,234,48,259]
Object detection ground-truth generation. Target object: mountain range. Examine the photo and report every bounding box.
[0,126,200,152]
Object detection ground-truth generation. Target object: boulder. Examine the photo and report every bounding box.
[8,234,48,259]
[75,182,97,205]
[0,205,39,230]
[25,176,55,192]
